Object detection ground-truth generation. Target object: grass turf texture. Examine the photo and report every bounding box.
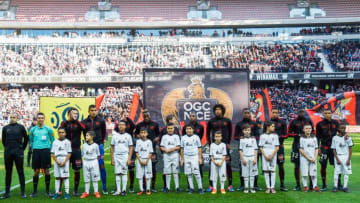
[1,134,360,202]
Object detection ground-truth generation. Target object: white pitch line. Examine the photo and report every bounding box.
[0,146,111,195]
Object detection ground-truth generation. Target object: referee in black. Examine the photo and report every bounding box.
[1,113,28,199]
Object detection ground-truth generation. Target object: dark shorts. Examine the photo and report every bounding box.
[32,148,51,169]
[277,145,285,164]
[319,146,334,166]
[291,143,300,167]
[70,150,82,170]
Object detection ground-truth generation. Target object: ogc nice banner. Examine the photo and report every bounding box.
[144,69,249,169]
[39,97,95,137]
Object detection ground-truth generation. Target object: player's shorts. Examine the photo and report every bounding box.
[334,154,352,175]
[300,156,317,177]
[54,156,70,178]
[136,158,152,179]
[184,155,200,175]
[83,159,100,182]
[114,154,129,175]
[70,150,82,170]
[262,153,277,172]
[277,145,285,164]
[163,154,180,174]
[210,159,226,181]
[151,152,158,164]
[319,146,334,166]
[291,144,300,167]
[241,156,258,177]
[32,148,51,169]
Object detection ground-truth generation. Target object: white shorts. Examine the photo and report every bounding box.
[54,156,70,178]
[136,158,152,179]
[210,159,226,182]
[262,154,277,172]
[241,156,258,177]
[184,155,200,175]
[114,154,129,175]
[334,154,352,175]
[163,154,180,174]
[300,156,317,176]
[83,159,100,182]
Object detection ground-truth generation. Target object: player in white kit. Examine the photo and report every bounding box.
[51,128,72,200]
[160,124,181,193]
[210,131,227,194]
[135,128,153,195]
[331,124,354,193]
[180,125,204,194]
[259,121,279,194]
[239,124,258,194]
[299,124,320,192]
[80,131,101,199]
[111,120,133,196]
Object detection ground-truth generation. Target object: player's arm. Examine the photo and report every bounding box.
[128,145,133,165]
[2,126,6,147]
[21,126,29,150]
[110,145,115,165]
[281,121,288,139]
[315,122,322,148]
[49,130,55,148]
[239,149,246,166]
[51,153,59,165]
[180,147,184,166]
[100,119,107,143]
[206,120,212,144]
[299,148,310,161]
[270,146,279,160]
[153,124,160,144]
[333,149,341,164]
[219,155,226,166]
[228,120,233,144]
[198,146,203,165]
[347,145,352,166]
[259,146,267,159]
[253,146,258,165]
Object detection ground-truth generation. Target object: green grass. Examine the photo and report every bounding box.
[1,134,360,202]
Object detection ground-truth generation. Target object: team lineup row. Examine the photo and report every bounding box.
[1,104,353,199]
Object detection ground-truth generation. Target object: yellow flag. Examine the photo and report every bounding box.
[39,97,95,138]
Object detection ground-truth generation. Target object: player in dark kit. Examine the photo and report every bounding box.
[206,104,233,192]
[269,109,288,191]
[288,109,314,191]
[234,108,261,191]
[82,105,108,194]
[160,114,180,192]
[316,109,340,191]
[1,113,28,199]
[60,108,85,196]
[134,109,160,192]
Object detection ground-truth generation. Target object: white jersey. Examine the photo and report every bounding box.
[82,142,100,160]
[299,136,318,159]
[259,133,279,156]
[331,135,354,155]
[210,142,227,160]
[160,134,180,157]
[51,139,72,157]
[181,135,201,156]
[135,139,153,159]
[239,137,258,157]
[111,131,133,155]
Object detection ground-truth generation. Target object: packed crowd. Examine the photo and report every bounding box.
[323,41,360,72]
[2,82,359,129]
[0,86,142,128]
[97,45,206,75]
[211,44,323,72]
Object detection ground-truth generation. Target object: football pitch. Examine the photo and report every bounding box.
[0,134,359,202]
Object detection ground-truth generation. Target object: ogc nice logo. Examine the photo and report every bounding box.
[161,76,233,125]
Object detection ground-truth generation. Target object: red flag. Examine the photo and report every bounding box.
[129,93,143,124]
[255,88,272,122]
[95,94,105,110]
[306,91,360,127]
